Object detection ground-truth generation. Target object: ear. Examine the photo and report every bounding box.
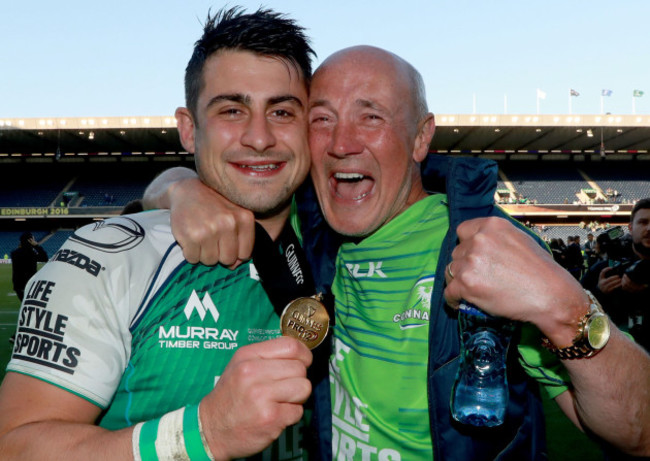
[413,113,435,163]
[175,107,197,154]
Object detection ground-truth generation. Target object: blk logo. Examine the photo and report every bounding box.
[346,262,387,278]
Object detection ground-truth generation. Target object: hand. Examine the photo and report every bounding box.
[168,177,255,267]
[621,273,648,293]
[597,266,622,294]
[199,336,312,460]
[443,217,588,344]
[28,237,37,247]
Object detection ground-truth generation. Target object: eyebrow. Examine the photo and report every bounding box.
[206,93,304,110]
[309,98,387,113]
[206,93,249,109]
[309,99,329,110]
[269,95,305,108]
[356,98,387,113]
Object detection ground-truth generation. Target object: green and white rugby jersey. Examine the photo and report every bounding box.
[8,210,304,461]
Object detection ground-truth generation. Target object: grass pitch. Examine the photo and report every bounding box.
[0,263,20,381]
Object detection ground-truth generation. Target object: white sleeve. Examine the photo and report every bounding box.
[7,212,173,408]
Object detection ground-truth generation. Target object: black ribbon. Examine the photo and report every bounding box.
[251,222,316,316]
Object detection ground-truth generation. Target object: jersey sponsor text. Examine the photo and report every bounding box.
[12,279,81,374]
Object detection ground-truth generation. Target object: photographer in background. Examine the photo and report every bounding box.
[9,232,48,345]
[10,232,48,303]
[582,198,650,351]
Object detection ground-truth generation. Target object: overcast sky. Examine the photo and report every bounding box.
[2,0,649,118]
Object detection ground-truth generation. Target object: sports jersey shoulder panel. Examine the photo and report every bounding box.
[7,210,179,408]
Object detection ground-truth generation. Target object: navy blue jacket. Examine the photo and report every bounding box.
[297,154,547,460]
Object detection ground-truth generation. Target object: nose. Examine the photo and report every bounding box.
[328,120,364,158]
[241,113,276,152]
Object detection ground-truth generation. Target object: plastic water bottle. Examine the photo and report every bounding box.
[450,302,516,427]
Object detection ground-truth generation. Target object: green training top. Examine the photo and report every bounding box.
[329,194,569,460]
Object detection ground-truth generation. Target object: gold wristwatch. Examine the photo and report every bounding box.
[541,290,610,359]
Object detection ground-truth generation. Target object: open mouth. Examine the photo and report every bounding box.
[332,172,374,200]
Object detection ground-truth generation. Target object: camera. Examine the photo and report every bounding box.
[599,226,634,275]
[599,226,650,284]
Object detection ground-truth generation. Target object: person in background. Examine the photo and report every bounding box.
[10,232,48,302]
[564,235,584,280]
[8,232,48,345]
[583,232,598,268]
[582,198,650,352]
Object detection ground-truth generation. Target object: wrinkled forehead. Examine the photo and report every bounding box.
[309,59,410,112]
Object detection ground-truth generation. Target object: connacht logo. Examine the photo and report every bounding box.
[184,290,220,322]
[393,276,434,329]
[70,217,145,253]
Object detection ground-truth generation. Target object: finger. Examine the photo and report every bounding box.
[238,212,256,262]
[209,230,239,267]
[443,283,461,309]
[455,217,486,241]
[180,241,201,265]
[600,266,614,277]
[276,402,306,427]
[266,376,312,405]
[199,242,222,267]
[230,358,309,386]
[236,336,313,367]
[444,261,456,286]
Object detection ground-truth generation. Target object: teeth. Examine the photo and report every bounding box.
[244,164,279,171]
[353,192,369,200]
[334,172,364,180]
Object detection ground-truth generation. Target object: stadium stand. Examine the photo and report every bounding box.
[0,163,72,207]
[500,162,589,204]
[39,229,75,256]
[72,172,154,207]
[530,224,624,243]
[581,162,650,204]
[0,231,49,259]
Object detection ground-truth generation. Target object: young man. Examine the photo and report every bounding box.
[0,8,315,460]
[146,47,650,459]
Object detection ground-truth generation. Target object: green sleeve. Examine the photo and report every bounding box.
[517,324,571,400]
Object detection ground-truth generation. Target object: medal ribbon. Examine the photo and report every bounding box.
[251,222,316,316]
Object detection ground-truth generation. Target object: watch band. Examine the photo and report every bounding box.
[541,290,605,360]
[541,337,599,359]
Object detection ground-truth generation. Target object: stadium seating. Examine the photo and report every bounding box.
[581,162,650,204]
[500,162,589,204]
[0,164,72,207]
[0,231,50,260]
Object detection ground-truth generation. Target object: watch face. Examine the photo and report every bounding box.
[587,314,610,350]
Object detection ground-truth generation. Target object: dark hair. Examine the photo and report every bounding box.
[631,198,650,222]
[19,232,33,246]
[184,6,315,120]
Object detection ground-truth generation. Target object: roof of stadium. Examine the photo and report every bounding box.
[2,114,650,160]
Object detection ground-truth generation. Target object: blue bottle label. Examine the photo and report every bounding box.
[458,301,488,317]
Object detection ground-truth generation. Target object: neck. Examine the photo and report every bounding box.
[405,170,429,209]
[256,208,290,241]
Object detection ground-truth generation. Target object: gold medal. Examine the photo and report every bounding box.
[280,293,330,349]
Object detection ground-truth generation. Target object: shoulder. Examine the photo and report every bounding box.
[70,210,172,252]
